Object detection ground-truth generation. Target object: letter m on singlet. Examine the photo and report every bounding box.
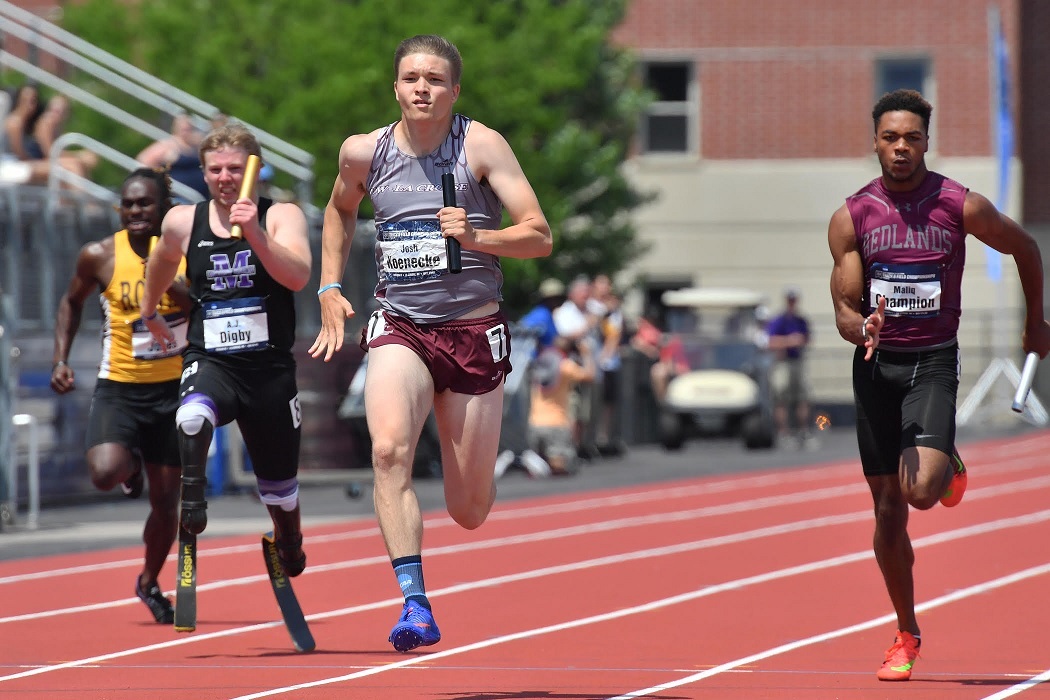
[209,250,255,291]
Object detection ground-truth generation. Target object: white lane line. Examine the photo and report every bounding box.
[4,437,1045,584]
[981,669,1050,698]
[606,562,1050,699]
[0,463,852,584]
[0,481,866,623]
[227,512,1050,699]
[5,473,1050,625]
[3,507,1048,689]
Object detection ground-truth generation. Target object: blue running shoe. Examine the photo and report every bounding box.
[388,601,441,652]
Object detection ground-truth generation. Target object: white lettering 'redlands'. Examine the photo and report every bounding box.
[367,114,505,323]
[846,171,967,351]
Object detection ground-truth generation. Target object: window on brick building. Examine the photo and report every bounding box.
[640,61,694,154]
[875,58,930,99]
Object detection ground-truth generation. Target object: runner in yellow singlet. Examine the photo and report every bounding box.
[51,168,189,624]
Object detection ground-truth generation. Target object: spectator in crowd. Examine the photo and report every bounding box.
[631,308,689,403]
[32,94,98,182]
[136,113,208,201]
[766,287,816,448]
[2,84,48,184]
[493,279,565,479]
[518,278,565,354]
[209,110,229,129]
[2,86,98,186]
[524,334,596,475]
[588,276,626,455]
[554,275,601,457]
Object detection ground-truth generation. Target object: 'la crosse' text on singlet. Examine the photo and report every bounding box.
[367,114,505,323]
[183,198,297,368]
[97,230,187,382]
[845,171,967,351]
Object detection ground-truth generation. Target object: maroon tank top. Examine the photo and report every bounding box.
[846,171,967,350]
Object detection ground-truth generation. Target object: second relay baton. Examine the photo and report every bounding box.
[1012,351,1040,413]
[230,154,262,239]
[441,172,462,274]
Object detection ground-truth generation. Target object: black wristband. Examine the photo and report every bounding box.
[142,309,159,322]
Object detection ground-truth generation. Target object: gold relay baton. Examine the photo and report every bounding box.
[230,154,262,239]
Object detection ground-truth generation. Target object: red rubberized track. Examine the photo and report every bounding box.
[3,431,1050,699]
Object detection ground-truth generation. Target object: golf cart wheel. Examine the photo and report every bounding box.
[659,411,686,451]
[742,412,775,450]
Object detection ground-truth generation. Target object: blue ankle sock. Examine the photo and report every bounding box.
[392,555,429,608]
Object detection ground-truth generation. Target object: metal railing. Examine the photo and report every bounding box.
[47,131,204,204]
[8,413,40,530]
[0,0,316,205]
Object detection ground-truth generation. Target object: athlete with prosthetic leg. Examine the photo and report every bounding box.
[143,124,314,604]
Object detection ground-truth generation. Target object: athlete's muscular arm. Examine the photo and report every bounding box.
[446,122,552,260]
[50,239,109,394]
[309,132,375,362]
[229,199,312,292]
[828,205,885,360]
[964,191,1050,358]
[142,205,193,344]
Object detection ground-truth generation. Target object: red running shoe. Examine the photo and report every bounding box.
[940,448,967,507]
[877,630,920,681]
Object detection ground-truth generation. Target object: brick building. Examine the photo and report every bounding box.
[611,0,1050,406]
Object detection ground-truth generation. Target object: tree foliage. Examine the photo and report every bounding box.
[57,0,651,312]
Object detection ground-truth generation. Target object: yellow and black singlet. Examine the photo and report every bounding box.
[97,230,188,383]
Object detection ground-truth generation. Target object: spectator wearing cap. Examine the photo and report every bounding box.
[553,276,603,460]
[766,287,815,448]
[519,278,566,354]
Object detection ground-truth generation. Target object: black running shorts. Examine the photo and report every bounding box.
[86,378,181,465]
[178,357,301,481]
[852,344,960,477]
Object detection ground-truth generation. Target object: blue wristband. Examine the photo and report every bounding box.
[317,283,342,296]
[142,309,159,322]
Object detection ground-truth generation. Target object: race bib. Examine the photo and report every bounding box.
[130,314,188,360]
[377,221,448,282]
[868,263,941,318]
[202,296,269,353]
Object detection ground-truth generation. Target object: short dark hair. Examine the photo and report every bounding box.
[393,35,462,85]
[124,167,174,216]
[872,89,932,134]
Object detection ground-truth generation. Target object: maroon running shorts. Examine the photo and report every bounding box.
[362,309,512,395]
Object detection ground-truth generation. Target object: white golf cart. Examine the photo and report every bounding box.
[657,287,777,451]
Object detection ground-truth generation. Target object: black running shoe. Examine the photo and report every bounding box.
[121,464,144,499]
[136,579,174,624]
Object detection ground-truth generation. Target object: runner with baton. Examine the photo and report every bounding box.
[829,88,1050,682]
[311,34,552,651]
[142,124,313,635]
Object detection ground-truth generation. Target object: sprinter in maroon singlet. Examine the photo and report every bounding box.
[310,35,552,652]
[829,89,1050,682]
